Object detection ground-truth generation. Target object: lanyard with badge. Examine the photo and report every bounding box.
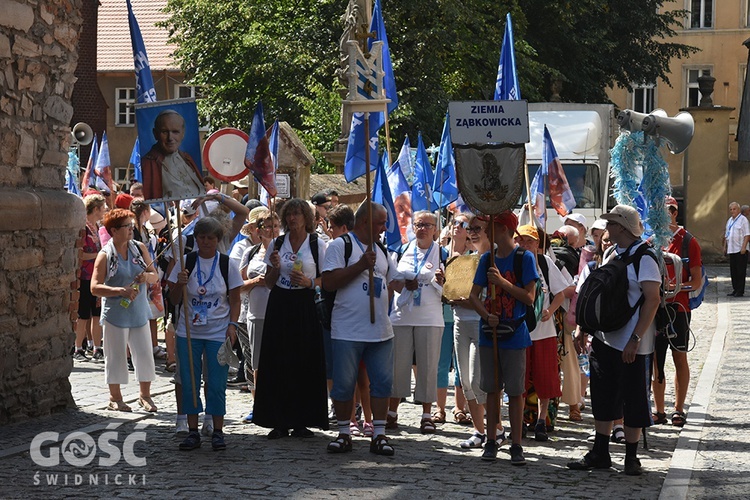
[726,215,740,240]
[351,233,382,299]
[193,253,217,326]
[412,242,433,306]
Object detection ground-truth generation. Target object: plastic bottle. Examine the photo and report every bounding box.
[578,352,590,377]
[119,282,139,308]
[292,252,303,272]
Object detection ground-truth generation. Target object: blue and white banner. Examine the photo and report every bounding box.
[126,0,157,103]
[493,13,521,101]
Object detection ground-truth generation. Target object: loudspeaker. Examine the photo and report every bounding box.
[71,122,93,146]
[641,112,694,154]
[616,108,667,132]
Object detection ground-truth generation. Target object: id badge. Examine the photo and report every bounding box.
[192,302,208,326]
[372,276,383,298]
[413,287,422,306]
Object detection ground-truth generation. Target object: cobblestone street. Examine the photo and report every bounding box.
[0,266,745,499]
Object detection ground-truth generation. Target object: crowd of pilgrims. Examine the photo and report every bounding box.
[72,181,690,469]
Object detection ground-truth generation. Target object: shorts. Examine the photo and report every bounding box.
[77,279,101,320]
[478,346,526,396]
[525,336,562,399]
[589,337,652,428]
[330,338,394,401]
[654,306,690,383]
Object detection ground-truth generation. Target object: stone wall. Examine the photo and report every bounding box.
[0,0,85,424]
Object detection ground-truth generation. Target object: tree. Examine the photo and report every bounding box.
[162,0,696,169]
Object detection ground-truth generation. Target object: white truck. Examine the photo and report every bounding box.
[520,102,617,232]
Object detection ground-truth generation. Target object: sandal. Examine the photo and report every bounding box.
[432,409,446,424]
[106,400,132,412]
[327,434,352,454]
[369,434,394,456]
[164,361,177,373]
[363,422,375,438]
[138,397,157,413]
[385,413,398,430]
[420,417,437,434]
[671,411,687,428]
[459,431,486,449]
[453,408,472,425]
[611,425,625,443]
[350,422,363,437]
[652,411,668,425]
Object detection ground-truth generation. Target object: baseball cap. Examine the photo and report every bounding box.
[180,199,197,216]
[563,212,588,229]
[591,218,607,231]
[516,224,539,240]
[311,192,329,206]
[114,193,133,210]
[480,211,519,232]
[665,196,678,209]
[601,204,644,237]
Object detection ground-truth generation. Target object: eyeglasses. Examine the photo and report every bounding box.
[414,222,436,230]
[116,223,135,229]
[453,221,470,229]
[467,226,484,233]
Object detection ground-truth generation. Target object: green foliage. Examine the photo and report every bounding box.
[161,0,697,162]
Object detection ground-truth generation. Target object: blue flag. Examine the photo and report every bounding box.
[369,0,398,114]
[260,120,280,207]
[391,135,412,185]
[494,13,521,101]
[81,134,99,192]
[411,133,434,212]
[126,0,157,103]
[432,112,458,208]
[66,151,81,197]
[373,151,403,251]
[543,126,576,216]
[129,138,142,183]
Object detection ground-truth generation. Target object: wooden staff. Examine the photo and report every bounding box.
[488,217,500,394]
[523,159,534,227]
[172,204,198,408]
[364,111,375,324]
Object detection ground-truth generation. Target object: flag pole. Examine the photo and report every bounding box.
[364,112,375,324]
[524,159,534,227]
[488,218,500,395]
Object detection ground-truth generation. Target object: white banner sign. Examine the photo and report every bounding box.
[276,173,290,199]
[448,100,529,144]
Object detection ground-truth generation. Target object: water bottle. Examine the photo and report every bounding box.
[292,252,303,272]
[578,352,590,377]
[119,282,139,308]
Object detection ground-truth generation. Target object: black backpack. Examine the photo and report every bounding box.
[575,241,657,333]
[513,247,543,332]
[319,234,388,330]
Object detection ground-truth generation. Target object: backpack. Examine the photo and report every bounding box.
[319,234,388,330]
[513,247,543,333]
[551,244,580,278]
[575,240,657,333]
[681,231,708,309]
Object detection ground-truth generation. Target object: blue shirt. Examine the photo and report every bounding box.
[473,246,538,350]
[101,246,150,328]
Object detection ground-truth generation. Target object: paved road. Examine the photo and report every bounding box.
[0,265,744,499]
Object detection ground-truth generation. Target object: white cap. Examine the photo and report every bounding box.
[591,218,607,231]
[563,212,588,229]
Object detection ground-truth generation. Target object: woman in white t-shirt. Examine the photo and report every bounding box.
[252,198,329,439]
[388,211,446,434]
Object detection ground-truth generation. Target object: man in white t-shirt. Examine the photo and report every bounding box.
[568,204,661,476]
[322,202,397,456]
[723,201,750,297]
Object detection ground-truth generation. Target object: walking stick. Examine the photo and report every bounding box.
[173,206,198,408]
[489,219,500,396]
[364,111,375,324]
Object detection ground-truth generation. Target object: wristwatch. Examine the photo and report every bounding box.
[629,333,641,343]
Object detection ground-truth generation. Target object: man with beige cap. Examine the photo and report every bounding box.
[568,204,661,476]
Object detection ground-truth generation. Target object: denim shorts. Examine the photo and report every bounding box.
[330,338,394,401]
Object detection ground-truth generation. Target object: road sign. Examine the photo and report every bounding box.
[448,100,529,144]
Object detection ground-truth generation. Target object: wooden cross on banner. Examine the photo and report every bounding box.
[354,23,376,58]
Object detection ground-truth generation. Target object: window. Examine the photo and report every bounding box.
[115,88,136,126]
[632,84,656,113]
[174,84,210,131]
[686,68,712,107]
[690,0,713,28]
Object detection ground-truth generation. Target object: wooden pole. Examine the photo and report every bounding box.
[175,207,198,408]
[489,218,500,394]
[364,112,375,324]
[523,159,534,226]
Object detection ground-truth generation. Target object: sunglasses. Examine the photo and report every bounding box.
[453,221,470,229]
[414,222,436,230]
[467,225,484,233]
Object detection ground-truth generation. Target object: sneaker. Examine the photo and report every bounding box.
[242,411,253,424]
[624,457,643,476]
[179,431,201,450]
[534,421,548,442]
[201,420,214,437]
[459,431,486,449]
[175,419,189,438]
[481,439,498,461]
[567,451,612,470]
[127,358,134,371]
[509,443,526,466]
[73,349,89,362]
[92,348,104,363]
[211,430,226,451]
[227,373,247,387]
